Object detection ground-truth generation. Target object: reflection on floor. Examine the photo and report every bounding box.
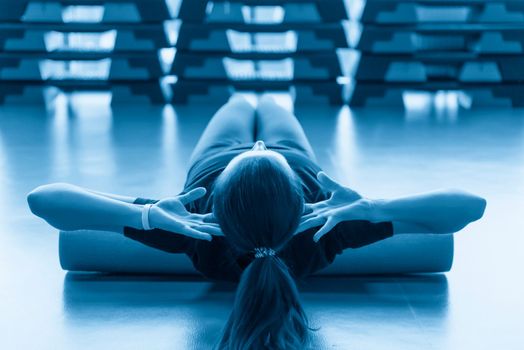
[62,274,448,349]
[1,96,523,349]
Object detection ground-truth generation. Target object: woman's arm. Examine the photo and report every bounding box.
[368,189,487,234]
[27,183,142,233]
[84,188,137,204]
[296,172,487,241]
[27,183,221,239]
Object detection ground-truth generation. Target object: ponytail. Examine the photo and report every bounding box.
[212,155,310,349]
[218,256,310,350]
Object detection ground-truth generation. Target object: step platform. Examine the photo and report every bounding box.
[0,0,351,24]
[354,0,524,24]
[0,23,173,52]
[167,79,348,105]
[0,22,350,53]
[0,0,198,23]
[0,52,167,80]
[180,0,350,24]
[176,22,348,52]
[349,82,524,107]
[0,78,347,105]
[2,80,521,108]
[0,80,169,104]
[169,51,351,80]
[352,54,524,83]
[355,24,524,54]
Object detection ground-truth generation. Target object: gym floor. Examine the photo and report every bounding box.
[1,95,522,349]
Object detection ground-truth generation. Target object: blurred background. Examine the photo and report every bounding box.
[0,1,523,349]
[1,0,524,107]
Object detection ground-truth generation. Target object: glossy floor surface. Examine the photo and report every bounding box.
[1,96,523,349]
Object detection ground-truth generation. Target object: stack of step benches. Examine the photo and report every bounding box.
[1,0,522,107]
[0,0,184,104]
[348,0,524,107]
[168,0,353,105]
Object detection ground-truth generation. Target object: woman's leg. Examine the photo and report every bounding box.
[189,95,256,164]
[256,95,316,160]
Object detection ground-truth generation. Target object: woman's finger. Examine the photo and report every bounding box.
[178,187,207,205]
[304,201,327,213]
[317,172,342,192]
[299,214,315,222]
[313,218,338,242]
[304,202,317,210]
[294,216,326,235]
[303,203,314,214]
[300,212,318,221]
[301,205,331,220]
[201,212,219,223]
[192,213,221,227]
[197,224,224,236]
[180,225,212,241]
[307,200,329,208]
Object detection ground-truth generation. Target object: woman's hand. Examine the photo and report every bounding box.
[295,172,371,242]
[149,187,223,241]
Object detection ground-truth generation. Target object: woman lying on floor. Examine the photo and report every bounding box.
[27,95,486,350]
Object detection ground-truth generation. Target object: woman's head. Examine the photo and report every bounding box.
[212,142,311,349]
[213,141,304,252]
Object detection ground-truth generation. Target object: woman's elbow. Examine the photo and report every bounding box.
[452,189,487,222]
[472,196,487,221]
[27,183,68,217]
[27,186,47,216]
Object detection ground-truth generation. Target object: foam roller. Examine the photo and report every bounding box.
[59,230,453,274]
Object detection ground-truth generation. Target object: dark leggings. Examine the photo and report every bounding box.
[189,95,316,167]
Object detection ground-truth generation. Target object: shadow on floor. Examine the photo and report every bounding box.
[62,273,448,348]
[62,272,448,310]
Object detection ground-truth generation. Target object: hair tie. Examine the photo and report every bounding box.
[253,247,276,259]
